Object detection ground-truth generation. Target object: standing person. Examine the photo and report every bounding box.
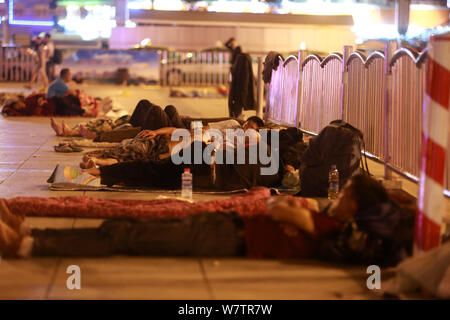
[28,37,49,89]
[43,33,55,81]
[228,53,255,119]
[224,37,242,68]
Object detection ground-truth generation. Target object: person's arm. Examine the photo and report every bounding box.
[266,197,319,234]
[137,127,178,139]
[267,202,315,234]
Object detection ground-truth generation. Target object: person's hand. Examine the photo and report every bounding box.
[266,197,298,223]
[266,196,300,211]
[65,89,77,97]
[266,196,315,234]
[82,167,100,177]
[284,164,295,172]
[137,130,157,139]
[280,223,300,237]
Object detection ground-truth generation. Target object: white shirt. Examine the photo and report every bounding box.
[204,128,260,151]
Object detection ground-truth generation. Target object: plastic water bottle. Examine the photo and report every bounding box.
[181,168,193,199]
[328,165,339,200]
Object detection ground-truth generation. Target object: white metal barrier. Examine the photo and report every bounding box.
[265,57,285,125]
[388,48,427,178]
[344,51,386,160]
[298,54,343,134]
[0,47,35,82]
[265,44,449,194]
[160,50,230,87]
[279,56,299,127]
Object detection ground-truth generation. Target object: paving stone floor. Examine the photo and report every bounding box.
[0,83,446,300]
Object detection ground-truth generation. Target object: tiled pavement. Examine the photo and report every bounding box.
[0,84,445,300]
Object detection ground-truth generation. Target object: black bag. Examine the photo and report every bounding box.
[299,120,369,197]
[52,49,63,64]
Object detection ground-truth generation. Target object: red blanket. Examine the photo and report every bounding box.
[4,187,280,219]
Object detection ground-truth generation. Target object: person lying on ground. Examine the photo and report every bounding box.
[50,115,131,138]
[1,91,98,118]
[48,99,183,138]
[57,98,263,143]
[79,118,262,169]
[0,174,413,268]
[2,77,98,118]
[1,93,56,117]
[80,135,278,190]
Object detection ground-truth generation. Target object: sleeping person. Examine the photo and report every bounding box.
[0,174,414,270]
[79,116,265,169]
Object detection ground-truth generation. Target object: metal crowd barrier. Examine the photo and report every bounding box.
[388,48,427,179]
[160,50,230,87]
[0,46,35,82]
[265,43,449,194]
[301,53,343,134]
[344,51,386,160]
[279,56,299,127]
[265,57,285,125]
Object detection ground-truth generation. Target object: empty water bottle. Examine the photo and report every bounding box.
[328,165,339,200]
[181,168,193,199]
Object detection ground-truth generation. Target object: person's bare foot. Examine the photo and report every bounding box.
[80,155,95,169]
[0,200,26,233]
[62,120,80,137]
[0,220,22,257]
[50,118,63,136]
[79,124,97,140]
[95,158,118,166]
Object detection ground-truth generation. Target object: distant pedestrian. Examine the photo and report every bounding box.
[27,37,49,89]
[43,33,55,81]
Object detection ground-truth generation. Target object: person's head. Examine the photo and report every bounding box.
[43,33,51,43]
[4,99,25,110]
[243,116,264,130]
[225,37,237,50]
[328,174,389,222]
[60,68,71,82]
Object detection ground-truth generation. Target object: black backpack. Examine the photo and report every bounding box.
[299,120,369,197]
[52,49,63,64]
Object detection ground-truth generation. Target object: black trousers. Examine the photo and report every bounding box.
[46,60,55,81]
[95,100,186,142]
[129,99,186,130]
[99,141,214,189]
[52,95,84,116]
[31,212,246,257]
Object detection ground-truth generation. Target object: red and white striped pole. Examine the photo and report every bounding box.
[415,33,450,252]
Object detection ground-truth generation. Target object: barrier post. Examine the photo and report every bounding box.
[296,49,307,128]
[256,56,264,119]
[383,40,398,179]
[414,34,450,253]
[341,45,353,120]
